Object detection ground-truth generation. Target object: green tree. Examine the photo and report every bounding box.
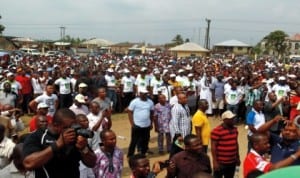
[263,30,288,57]
[172,34,184,45]
[62,35,85,46]
[0,15,5,35]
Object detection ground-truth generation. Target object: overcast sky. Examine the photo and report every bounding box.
[1,0,300,46]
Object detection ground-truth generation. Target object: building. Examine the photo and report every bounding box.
[169,42,209,58]
[213,39,252,55]
[286,34,300,55]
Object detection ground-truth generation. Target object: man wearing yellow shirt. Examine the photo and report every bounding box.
[192,99,211,153]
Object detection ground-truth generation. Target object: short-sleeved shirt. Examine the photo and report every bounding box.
[128,98,154,128]
[211,125,239,164]
[272,84,290,99]
[224,88,244,105]
[23,128,81,178]
[121,76,135,93]
[192,110,210,145]
[29,115,53,132]
[34,93,58,117]
[0,91,17,107]
[150,77,163,95]
[92,97,111,112]
[54,77,72,94]
[153,103,172,133]
[243,149,272,178]
[246,109,265,136]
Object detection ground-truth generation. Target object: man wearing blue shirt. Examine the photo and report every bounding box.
[127,89,154,157]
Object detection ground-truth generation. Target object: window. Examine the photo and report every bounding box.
[295,43,299,50]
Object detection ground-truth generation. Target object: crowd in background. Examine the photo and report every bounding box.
[0,51,299,178]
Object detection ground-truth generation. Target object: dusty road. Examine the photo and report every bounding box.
[111,113,247,178]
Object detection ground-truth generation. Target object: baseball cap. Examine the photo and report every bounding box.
[141,67,147,72]
[221,111,236,120]
[178,69,185,73]
[139,88,149,93]
[170,73,176,78]
[78,83,88,88]
[7,72,14,77]
[37,103,49,109]
[278,76,286,80]
[75,94,86,103]
[107,68,114,73]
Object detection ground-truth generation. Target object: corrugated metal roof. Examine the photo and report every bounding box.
[214,39,251,47]
[169,42,209,52]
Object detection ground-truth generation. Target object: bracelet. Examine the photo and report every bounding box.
[50,142,59,154]
[290,154,297,160]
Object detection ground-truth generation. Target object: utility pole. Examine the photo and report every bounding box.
[204,18,211,49]
[60,26,66,41]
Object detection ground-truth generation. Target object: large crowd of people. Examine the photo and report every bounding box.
[0,51,299,178]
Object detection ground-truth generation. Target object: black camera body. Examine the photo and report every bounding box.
[71,124,94,138]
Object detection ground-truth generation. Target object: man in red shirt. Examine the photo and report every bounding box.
[15,68,32,114]
[29,103,52,132]
[243,133,300,178]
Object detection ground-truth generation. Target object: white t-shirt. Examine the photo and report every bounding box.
[121,76,135,93]
[224,88,244,105]
[105,74,116,87]
[176,75,189,87]
[35,93,58,116]
[1,80,22,95]
[87,112,106,133]
[31,78,43,94]
[150,77,163,95]
[272,84,290,99]
[135,75,150,93]
[54,77,72,94]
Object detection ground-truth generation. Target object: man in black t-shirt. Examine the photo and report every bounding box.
[23,108,96,178]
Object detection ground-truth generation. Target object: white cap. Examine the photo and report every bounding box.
[287,74,297,79]
[78,83,88,88]
[75,94,86,103]
[278,76,286,80]
[154,70,160,74]
[123,68,130,73]
[141,67,147,72]
[170,73,176,78]
[267,78,274,84]
[221,110,236,120]
[139,88,149,93]
[188,73,194,77]
[7,72,14,77]
[107,68,114,73]
[178,69,185,73]
[37,103,49,109]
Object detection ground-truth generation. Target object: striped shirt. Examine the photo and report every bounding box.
[170,103,191,139]
[211,125,239,164]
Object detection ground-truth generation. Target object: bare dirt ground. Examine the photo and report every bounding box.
[110,113,248,178]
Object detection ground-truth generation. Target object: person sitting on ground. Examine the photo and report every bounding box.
[0,124,16,169]
[69,94,89,115]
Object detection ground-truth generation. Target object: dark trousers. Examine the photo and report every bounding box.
[122,92,134,109]
[107,89,117,111]
[127,125,150,157]
[213,163,236,178]
[59,93,73,108]
[21,93,32,113]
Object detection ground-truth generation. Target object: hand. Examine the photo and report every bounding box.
[56,128,76,148]
[236,158,241,166]
[152,162,161,175]
[167,160,176,175]
[213,161,220,171]
[75,135,88,150]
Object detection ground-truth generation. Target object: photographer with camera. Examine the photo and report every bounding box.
[22,108,97,178]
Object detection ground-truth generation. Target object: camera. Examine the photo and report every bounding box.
[159,160,170,169]
[71,124,94,138]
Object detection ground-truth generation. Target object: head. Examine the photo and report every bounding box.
[250,133,270,155]
[45,84,54,95]
[158,94,166,105]
[98,87,107,99]
[268,92,277,102]
[253,100,264,112]
[221,110,236,128]
[7,73,15,81]
[100,129,117,150]
[198,99,208,112]
[129,154,150,178]
[51,108,76,136]
[184,134,203,154]
[36,115,48,130]
[139,90,148,101]
[37,103,49,116]
[281,122,298,143]
[3,82,11,93]
[90,101,101,115]
[174,86,183,95]
[76,114,89,129]
[178,93,188,105]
